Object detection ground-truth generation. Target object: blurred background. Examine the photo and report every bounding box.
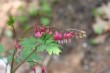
[0,0,110,73]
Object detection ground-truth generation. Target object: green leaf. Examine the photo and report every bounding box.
[0,44,5,53]
[41,3,52,13]
[36,39,43,44]
[46,45,61,55]
[7,14,15,26]
[26,53,41,62]
[20,37,37,50]
[46,39,54,44]
[37,44,47,52]
[93,24,103,34]
[16,37,38,63]
[40,17,50,25]
[8,49,14,55]
[7,55,13,63]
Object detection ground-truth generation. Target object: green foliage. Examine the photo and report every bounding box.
[46,45,61,55]
[7,55,13,63]
[92,8,103,17]
[89,39,98,45]
[37,34,61,55]
[17,15,29,24]
[0,44,5,54]
[20,37,37,50]
[26,53,41,62]
[40,17,50,25]
[92,8,99,17]
[7,14,15,26]
[41,3,52,14]
[37,44,46,52]
[28,4,39,17]
[7,49,14,63]
[39,0,52,25]
[16,37,40,64]
[93,25,103,34]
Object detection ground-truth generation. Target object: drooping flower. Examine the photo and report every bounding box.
[63,32,72,43]
[53,31,63,44]
[40,26,45,32]
[53,31,62,40]
[66,32,72,39]
[32,66,36,73]
[35,27,38,33]
[35,32,42,38]
[35,27,42,38]
[41,65,46,73]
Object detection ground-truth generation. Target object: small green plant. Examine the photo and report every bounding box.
[0,14,86,73]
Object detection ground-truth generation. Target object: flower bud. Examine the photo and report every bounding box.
[35,32,42,38]
[41,65,45,73]
[40,26,45,32]
[32,66,36,73]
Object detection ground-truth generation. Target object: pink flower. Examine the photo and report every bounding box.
[35,27,38,33]
[40,26,45,32]
[35,27,42,38]
[53,31,62,40]
[58,34,63,40]
[66,33,72,39]
[35,32,42,38]
[46,28,52,34]
[32,66,36,73]
[41,65,46,73]
[53,31,63,44]
[46,29,50,33]
[64,33,67,39]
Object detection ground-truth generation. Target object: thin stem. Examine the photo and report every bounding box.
[10,48,17,73]
[13,47,38,73]
[12,26,17,38]
[27,61,41,66]
[10,25,18,73]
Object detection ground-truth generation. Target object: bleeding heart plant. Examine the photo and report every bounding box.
[0,14,86,73]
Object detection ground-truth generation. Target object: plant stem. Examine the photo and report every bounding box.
[13,47,38,73]
[10,25,18,73]
[10,49,17,73]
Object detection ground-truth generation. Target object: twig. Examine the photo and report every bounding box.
[13,47,38,73]
[10,25,18,73]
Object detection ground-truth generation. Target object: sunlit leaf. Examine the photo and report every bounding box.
[7,14,15,26]
[46,45,61,55]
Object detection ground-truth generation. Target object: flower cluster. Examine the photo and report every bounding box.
[35,26,52,38]
[35,26,86,44]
